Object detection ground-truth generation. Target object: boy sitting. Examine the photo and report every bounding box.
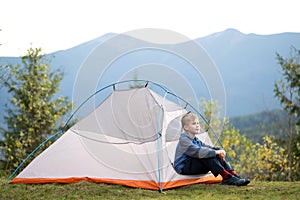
[174,113,250,186]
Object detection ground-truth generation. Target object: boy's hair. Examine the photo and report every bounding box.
[181,113,198,130]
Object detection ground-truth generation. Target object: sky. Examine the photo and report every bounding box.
[0,0,299,57]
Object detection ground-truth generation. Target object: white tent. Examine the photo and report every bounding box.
[10,87,221,190]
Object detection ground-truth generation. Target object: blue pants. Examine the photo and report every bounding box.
[181,156,233,177]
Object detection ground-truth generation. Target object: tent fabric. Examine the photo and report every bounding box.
[10,87,222,190]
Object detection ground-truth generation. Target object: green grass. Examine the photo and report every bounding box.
[1,171,299,200]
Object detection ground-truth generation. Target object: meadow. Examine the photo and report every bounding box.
[1,171,299,200]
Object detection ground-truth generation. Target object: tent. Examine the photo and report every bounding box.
[9,81,222,191]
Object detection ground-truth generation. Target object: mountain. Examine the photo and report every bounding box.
[0,29,300,138]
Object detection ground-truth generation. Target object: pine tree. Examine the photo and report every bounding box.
[0,47,72,169]
[274,46,300,181]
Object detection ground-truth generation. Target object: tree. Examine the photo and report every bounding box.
[0,47,72,169]
[129,71,145,89]
[274,46,300,181]
[199,98,225,142]
[255,135,288,181]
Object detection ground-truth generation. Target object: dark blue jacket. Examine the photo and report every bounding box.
[174,132,219,174]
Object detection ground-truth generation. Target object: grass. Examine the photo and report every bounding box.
[1,171,300,200]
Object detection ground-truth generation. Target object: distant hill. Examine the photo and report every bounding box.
[0,29,300,138]
[230,109,288,143]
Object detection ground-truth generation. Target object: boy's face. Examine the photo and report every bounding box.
[184,118,200,136]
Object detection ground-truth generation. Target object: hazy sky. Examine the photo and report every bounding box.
[1,0,299,56]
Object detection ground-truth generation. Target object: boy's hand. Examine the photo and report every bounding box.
[215,150,226,162]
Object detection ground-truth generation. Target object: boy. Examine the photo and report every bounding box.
[174,113,250,186]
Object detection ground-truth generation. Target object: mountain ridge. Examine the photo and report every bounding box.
[0,29,299,123]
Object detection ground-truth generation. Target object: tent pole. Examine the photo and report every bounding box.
[156,91,168,192]
[5,129,63,183]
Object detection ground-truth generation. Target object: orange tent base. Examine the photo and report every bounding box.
[10,174,222,190]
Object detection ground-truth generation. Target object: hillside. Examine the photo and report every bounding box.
[230,109,288,143]
[197,29,300,117]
